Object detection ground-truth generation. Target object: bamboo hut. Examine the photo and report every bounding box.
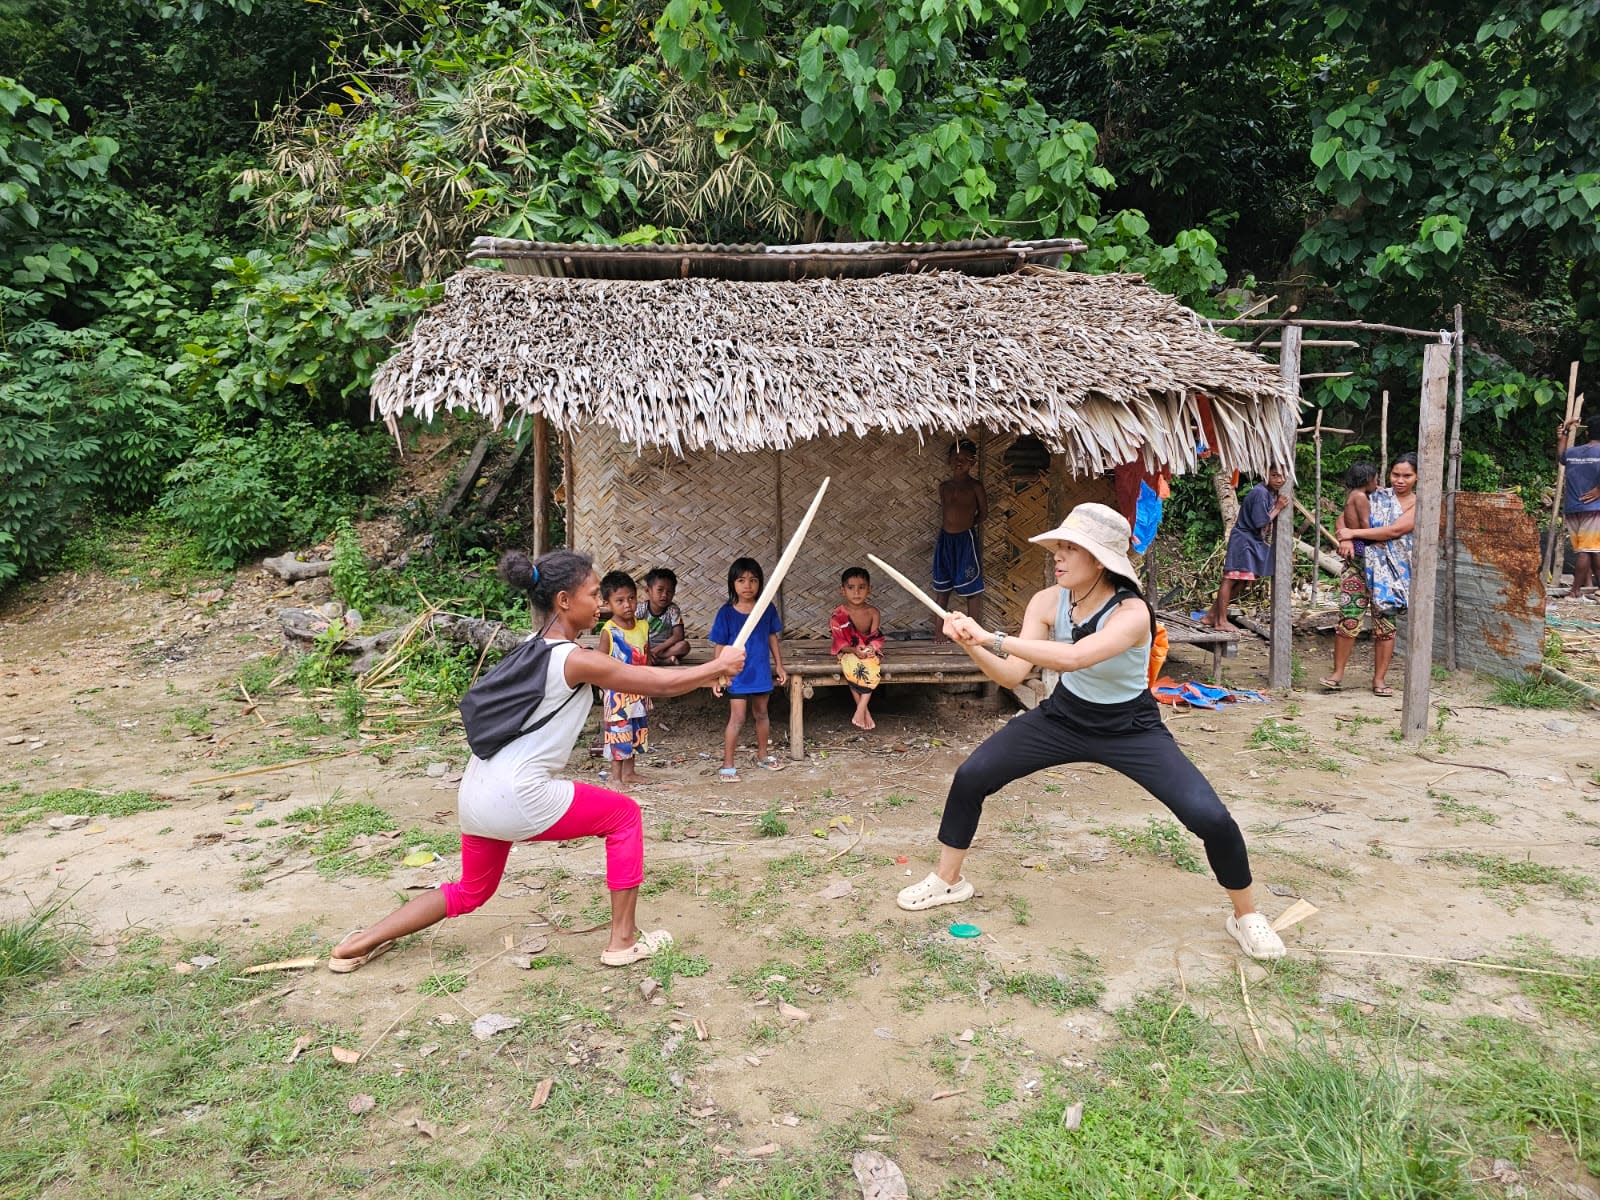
[371,238,1294,647]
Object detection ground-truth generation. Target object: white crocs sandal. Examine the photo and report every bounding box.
[896,872,975,912]
[600,928,673,967]
[1227,912,1286,961]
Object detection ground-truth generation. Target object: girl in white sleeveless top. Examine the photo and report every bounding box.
[330,549,743,972]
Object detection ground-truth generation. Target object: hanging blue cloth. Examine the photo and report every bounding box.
[1131,480,1163,554]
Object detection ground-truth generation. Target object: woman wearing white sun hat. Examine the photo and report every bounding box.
[896,502,1285,960]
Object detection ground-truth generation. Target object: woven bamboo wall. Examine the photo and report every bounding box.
[569,427,1117,638]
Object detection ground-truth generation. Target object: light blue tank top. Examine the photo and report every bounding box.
[1053,587,1151,704]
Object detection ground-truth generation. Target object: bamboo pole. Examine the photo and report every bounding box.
[560,429,575,548]
[1543,364,1583,585]
[1444,306,1465,671]
[1212,318,1449,339]
[1269,326,1301,690]
[1380,390,1389,472]
[1313,409,1324,578]
[1402,343,1451,742]
[532,415,550,556]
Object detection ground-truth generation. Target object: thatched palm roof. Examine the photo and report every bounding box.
[371,264,1294,474]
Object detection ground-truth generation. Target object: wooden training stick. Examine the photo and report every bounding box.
[732,476,830,650]
[866,554,951,621]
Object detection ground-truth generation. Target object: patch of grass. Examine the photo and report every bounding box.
[1445,1018,1600,1175]
[0,894,75,992]
[1260,954,1324,1005]
[755,807,788,838]
[1231,1040,1475,1198]
[1429,791,1497,826]
[1251,716,1311,754]
[1009,896,1031,926]
[418,971,468,996]
[960,996,1250,1198]
[999,958,1102,1011]
[1489,678,1579,709]
[884,792,914,807]
[170,705,212,735]
[1505,940,1600,1030]
[1259,843,1355,881]
[647,944,710,993]
[1418,966,1461,1005]
[2,788,168,832]
[1429,851,1595,904]
[1098,817,1205,874]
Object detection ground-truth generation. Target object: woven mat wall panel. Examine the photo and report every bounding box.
[570,429,1120,640]
[570,429,781,635]
[778,431,950,638]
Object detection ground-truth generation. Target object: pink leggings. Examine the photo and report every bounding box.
[440,782,643,919]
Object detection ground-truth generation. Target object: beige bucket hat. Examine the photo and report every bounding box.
[1027,503,1138,580]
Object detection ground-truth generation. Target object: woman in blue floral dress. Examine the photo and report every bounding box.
[1336,453,1417,697]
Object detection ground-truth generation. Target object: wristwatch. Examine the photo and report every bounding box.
[992,631,1007,657]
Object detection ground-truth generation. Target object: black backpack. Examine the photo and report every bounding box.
[458,636,586,761]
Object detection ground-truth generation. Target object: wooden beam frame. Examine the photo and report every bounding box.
[1268,325,1301,690]
[1402,342,1452,741]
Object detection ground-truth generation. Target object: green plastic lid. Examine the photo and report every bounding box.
[948,923,982,939]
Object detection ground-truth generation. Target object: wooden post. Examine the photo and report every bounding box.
[1401,342,1451,742]
[560,430,575,548]
[1380,390,1389,474]
[1313,408,1324,596]
[532,416,551,556]
[1444,306,1465,671]
[1543,363,1582,584]
[1269,325,1301,690]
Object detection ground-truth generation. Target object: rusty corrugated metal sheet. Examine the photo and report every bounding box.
[1406,491,1546,677]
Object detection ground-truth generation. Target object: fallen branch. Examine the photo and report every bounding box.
[1412,753,1510,778]
[262,554,332,582]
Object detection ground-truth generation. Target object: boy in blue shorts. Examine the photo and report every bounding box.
[933,438,987,633]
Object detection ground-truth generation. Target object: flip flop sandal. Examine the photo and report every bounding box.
[1319,677,1343,691]
[1372,685,1395,697]
[717,767,739,782]
[896,872,975,911]
[755,756,786,772]
[327,934,396,974]
[600,928,673,967]
[1226,913,1286,961]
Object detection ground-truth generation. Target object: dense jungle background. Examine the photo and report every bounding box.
[3,0,1597,594]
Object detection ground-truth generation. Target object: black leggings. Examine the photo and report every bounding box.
[937,686,1253,891]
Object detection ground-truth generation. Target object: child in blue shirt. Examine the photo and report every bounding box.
[708,557,787,780]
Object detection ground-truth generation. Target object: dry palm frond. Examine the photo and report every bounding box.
[372,265,1293,476]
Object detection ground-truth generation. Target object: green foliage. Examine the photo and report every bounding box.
[0,76,119,315]
[0,321,190,585]
[159,421,395,567]
[170,250,439,423]
[329,519,377,615]
[754,806,788,838]
[1292,0,1600,353]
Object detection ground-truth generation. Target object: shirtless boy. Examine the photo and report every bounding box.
[933,438,987,630]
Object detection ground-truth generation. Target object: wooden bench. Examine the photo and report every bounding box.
[1158,610,1240,681]
[781,637,991,759]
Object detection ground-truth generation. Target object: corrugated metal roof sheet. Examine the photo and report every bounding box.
[464,237,1084,281]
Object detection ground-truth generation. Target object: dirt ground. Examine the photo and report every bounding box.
[3,562,1599,1194]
